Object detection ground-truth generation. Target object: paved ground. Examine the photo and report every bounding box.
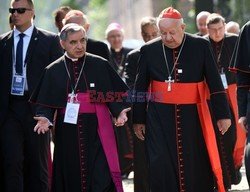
[231,166,249,192]
[123,166,250,192]
[51,142,249,191]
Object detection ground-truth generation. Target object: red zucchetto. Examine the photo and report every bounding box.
[159,7,182,19]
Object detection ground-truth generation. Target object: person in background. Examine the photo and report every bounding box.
[125,17,159,191]
[206,13,243,190]
[125,17,159,88]
[105,22,132,80]
[63,10,110,61]
[105,22,134,179]
[229,20,250,189]
[9,14,14,30]
[0,0,63,191]
[53,6,72,32]
[195,11,210,36]
[31,23,130,192]
[133,7,231,192]
[226,21,240,35]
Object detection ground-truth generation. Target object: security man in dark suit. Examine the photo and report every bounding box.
[0,0,63,191]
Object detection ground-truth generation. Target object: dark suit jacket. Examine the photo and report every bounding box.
[87,38,110,61]
[0,26,63,126]
[125,48,141,89]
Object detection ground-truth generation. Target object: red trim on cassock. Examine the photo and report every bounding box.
[151,80,226,192]
[229,67,250,74]
[226,84,246,169]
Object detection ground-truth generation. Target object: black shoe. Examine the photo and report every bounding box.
[122,172,130,179]
[233,168,242,185]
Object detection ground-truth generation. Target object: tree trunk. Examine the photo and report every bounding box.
[195,0,213,15]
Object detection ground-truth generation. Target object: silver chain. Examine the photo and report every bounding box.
[162,34,186,78]
[64,55,86,95]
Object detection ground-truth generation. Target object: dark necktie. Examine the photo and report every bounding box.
[16,33,25,75]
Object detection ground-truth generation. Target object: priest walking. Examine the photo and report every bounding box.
[30,23,130,192]
[133,7,231,192]
[206,13,243,189]
[230,20,250,189]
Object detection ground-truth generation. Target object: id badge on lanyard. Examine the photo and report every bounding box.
[64,93,80,124]
[11,74,25,96]
[220,73,228,89]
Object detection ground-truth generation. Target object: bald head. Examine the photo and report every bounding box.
[63,10,90,32]
[226,21,240,35]
[196,11,210,36]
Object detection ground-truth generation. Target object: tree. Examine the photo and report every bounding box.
[83,0,108,40]
[215,0,231,21]
[62,0,79,9]
[195,0,213,15]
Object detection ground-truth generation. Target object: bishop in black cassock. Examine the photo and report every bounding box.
[30,24,130,192]
[206,13,243,189]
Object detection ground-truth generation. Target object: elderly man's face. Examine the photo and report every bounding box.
[196,15,208,36]
[60,30,87,59]
[159,19,185,49]
[106,30,124,50]
[141,24,159,43]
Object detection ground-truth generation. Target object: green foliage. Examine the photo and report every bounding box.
[83,0,108,40]
[89,0,107,6]
[229,0,250,27]
[62,0,79,9]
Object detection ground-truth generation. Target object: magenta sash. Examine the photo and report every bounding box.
[60,93,123,192]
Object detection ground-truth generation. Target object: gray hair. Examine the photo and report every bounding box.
[140,17,157,30]
[157,17,184,28]
[59,23,86,41]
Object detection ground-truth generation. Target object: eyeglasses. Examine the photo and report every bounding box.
[9,8,32,14]
[208,26,224,33]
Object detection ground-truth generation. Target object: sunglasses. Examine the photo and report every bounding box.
[9,8,32,14]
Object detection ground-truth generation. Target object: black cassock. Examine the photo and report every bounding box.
[125,48,150,192]
[207,34,239,188]
[109,47,134,176]
[230,20,250,188]
[133,33,231,192]
[30,54,129,192]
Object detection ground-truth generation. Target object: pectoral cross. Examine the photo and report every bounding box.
[165,76,174,92]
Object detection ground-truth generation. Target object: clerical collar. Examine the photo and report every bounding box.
[65,52,79,62]
[111,47,123,53]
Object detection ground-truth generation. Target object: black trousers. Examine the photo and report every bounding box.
[1,96,49,192]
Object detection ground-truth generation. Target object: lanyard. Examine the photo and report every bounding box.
[63,56,86,98]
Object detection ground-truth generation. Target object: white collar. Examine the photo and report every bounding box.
[14,24,34,38]
[65,52,79,62]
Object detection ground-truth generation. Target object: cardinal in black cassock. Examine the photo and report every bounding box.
[133,7,232,192]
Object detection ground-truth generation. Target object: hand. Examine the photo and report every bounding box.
[34,116,50,134]
[217,119,231,135]
[114,107,131,127]
[238,116,248,132]
[133,124,145,141]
